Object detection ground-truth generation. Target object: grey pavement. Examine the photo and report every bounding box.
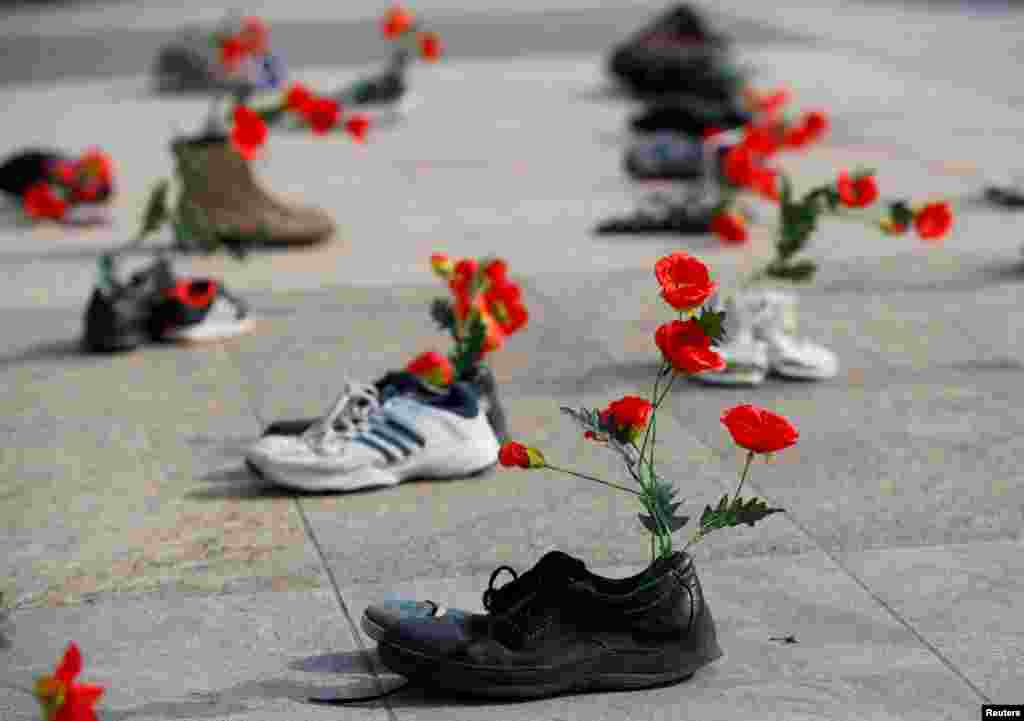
[1,1,1023,719]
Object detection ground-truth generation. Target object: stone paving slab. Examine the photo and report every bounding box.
[842,539,1024,704]
[0,590,387,721]
[340,552,980,720]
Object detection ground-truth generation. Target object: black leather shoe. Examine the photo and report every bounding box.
[596,201,713,235]
[377,550,723,699]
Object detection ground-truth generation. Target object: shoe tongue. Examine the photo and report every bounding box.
[374,371,439,402]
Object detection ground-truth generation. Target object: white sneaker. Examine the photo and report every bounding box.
[751,291,838,380]
[692,293,769,387]
[247,381,499,492]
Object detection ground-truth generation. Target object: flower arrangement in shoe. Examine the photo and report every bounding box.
[211,15,281,90]
[0,642,106,721]
[499,252,791,560]
[246,6,442,136]
[419,253,529,384]
[22,149,115,223]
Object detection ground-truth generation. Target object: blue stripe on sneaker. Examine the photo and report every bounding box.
[383,417,427,447]
[368,425,414,456]
[352,434,399,463]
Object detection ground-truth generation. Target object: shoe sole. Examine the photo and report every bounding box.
[249,437,499,493]
[768,362,837,381]
[163,317,256,344]
[690,368,767,386]
[377,610,723,700]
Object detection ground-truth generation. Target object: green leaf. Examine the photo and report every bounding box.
[137,179,170,243]
[763,259,817,283]
[699,494,784,536]
[695,308,727,345]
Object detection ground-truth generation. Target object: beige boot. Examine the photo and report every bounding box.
[171,134,336,248]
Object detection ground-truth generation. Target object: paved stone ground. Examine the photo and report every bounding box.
[2,1,1023,719]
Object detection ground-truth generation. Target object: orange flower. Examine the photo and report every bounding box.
[836,171,878,208]
[345,114,371,143]
[499,442,545,469]
[721,404,798,454]
[34,643,104,721]
[711,210,748,244]
[24,182,67,220]
[655,320,726,375]
[230,105,268,160]
[305,97,341,135]
[654,252,717,311]
[382,5,414,38]
[419,31,443,61]
[430,252,453,277]
[284,83,315,114]
[913,201,953,242]
[406,351,454,386]
[239,16,269,54]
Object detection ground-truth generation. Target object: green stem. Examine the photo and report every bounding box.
[637,362,668,471]
[734,450,755,501]
[544,465,642,497]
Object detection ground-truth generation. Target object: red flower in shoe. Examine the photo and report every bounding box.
[406,351,454,386]
[230,106,268,160]
[785,110,829,149]
[499,441,545,469]
[285,83,315,115]
[711,210,748,244]
[654,252,717,311]
[219,35,248,71]
[34,642,104,721]
[419,32,443,62]
[305,97,341,135]
[749,165,779,202]
[655,320,725,375]
[382,5,414,38]
[913,201,953,241]
[239,16,269,54]
[722,143,756,186]
[721,404,798,454]
[24,182,67,220]
[483,278,529,335]
[742,123,781,157]
[166,279,218,309]
[599,395,653,443]
[345,114,371,143]
[837,171,878,208]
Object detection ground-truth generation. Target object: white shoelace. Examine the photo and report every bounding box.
[301,381,381,455]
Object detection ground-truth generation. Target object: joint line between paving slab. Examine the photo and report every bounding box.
[295,498,401,721]
[696,439,994,705]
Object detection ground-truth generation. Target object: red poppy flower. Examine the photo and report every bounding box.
[219,35,248,71]
[284,83,315,115]
[722,143,756,186]
[24,182,67,220]
[655,320,725,374]
[599,395,653,443]
[382,5,414,38]
[34,642,104,721]
[166,279,218,309]
[483,278,529,335]
[406,351,454,386]
[483,258,508,284]
[836,171,878,208]
[345,114,371,143]
[79,149,114,183]
[305,97,341,135]
[749,165,779,202]
[785,110,829,149]
[711,210,748,244]
[230,105,268,160]
[742,123,781,157]
[913,201,953,242]
[239,16,269,54]
[721,404,798,454]
[419,32,443,62]
[499,441,545,469]
[654,252,717,311]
